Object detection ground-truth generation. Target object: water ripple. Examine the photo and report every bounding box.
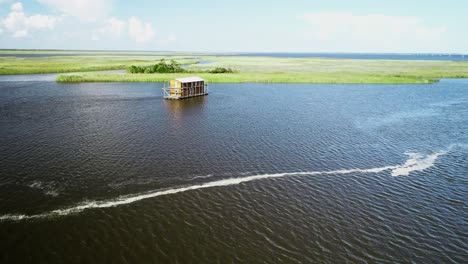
[0,146,457,222]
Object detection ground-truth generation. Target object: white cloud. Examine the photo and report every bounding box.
[0,2,164,48]
[104,17,125,37]
[128,16,155,43]
[92,17,125,40]
[92,16,156,44]
[298,12,447,52]
[1,2,59,38]
[37,0,113,21]
[13,29,26,37]
[11,1,21,11]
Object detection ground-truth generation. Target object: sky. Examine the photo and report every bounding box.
[0,0,466,53]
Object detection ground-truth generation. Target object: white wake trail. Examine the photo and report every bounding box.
[390,150,447,177]
[0,147,458,222]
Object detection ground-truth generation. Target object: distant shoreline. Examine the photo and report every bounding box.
[0,50,467,61]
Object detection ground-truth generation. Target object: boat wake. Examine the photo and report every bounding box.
[0,145,463,222]
[28,181,60,197]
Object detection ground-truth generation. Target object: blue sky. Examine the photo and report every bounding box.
[0,0,466,52]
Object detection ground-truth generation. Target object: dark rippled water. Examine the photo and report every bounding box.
[0,77,467,263]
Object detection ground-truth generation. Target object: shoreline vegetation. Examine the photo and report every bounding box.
[56,72,437,84]
[1,51,468,84]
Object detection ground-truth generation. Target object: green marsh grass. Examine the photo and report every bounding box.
[57,72,438,84]
[0,56,198,75]
[1,51,467,83]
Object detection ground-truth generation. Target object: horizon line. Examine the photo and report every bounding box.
[0,49,466,55]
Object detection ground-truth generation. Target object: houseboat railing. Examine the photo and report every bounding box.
[162,83,208,99]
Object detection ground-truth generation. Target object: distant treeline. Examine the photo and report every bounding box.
[127,59,234,74]
[128,59,185,73]
[208,67,234,73]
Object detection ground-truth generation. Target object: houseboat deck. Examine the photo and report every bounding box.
[163,90,209,100]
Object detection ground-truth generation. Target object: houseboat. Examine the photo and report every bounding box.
[162,77,208,100]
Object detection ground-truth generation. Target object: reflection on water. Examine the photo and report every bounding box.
[0,73,59,82]
[164,96,207,117]
[164,96,208,134]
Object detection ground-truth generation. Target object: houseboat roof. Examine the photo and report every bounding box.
[176,76,204,83]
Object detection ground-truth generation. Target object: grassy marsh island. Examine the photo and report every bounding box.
[0,55,199,74]
[1,51,468,84]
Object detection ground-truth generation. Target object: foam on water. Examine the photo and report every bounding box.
[1,146,461,222]
[27,181,60,197]
[190,174,214,180]
[390,151,446,177]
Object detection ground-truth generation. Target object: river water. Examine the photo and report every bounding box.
[0,77,467,263]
